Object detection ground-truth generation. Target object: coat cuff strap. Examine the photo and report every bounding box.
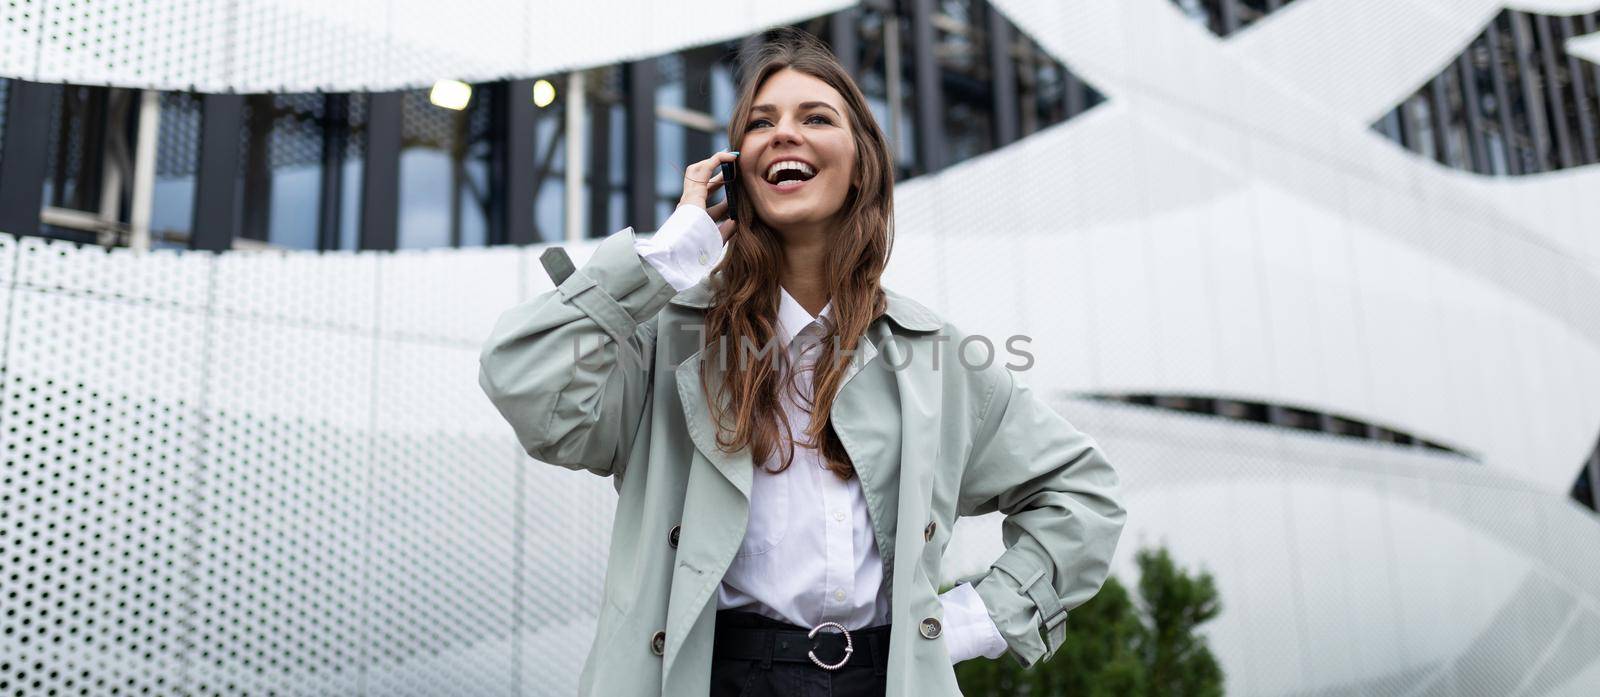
[991,554,1069,655]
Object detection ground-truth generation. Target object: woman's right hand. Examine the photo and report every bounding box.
[678,150,739,244]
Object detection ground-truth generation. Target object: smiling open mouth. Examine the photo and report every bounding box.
[765,160,817,191]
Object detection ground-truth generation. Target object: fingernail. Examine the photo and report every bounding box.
[729,151,740,157]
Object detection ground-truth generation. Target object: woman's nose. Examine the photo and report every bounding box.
[770,116,803,144]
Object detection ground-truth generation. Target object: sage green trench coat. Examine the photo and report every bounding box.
[477,224,1127,696]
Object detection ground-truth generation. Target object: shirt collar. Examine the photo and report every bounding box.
[665,273,942,333]
[776,285,833,345]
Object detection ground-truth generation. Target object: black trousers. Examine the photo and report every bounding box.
[710,610,890,697]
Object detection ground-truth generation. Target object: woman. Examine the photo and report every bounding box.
[478,27,1126,697]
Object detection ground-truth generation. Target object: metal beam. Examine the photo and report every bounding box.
[359,91,402,251]
[1534,14,1575,169]
[625,61,657,234]
[1589,14,1600,159]
[985,2,1019,147]
[908,0,946,174]
[316,94,347,250]
[568,70,589,243]
[1510,11,1551,172]
[683,47,716,162]
[1588,444,1600,513]
[0,80,53,238]
[830,7,861,79]
[1219,0,1242,36]
[1560,17,1599,165]
[191,92,244,251]
[128,89,159,251]
[1457,49,1488,173]
[239,95,275,243]
[1485,16,1522,175]
[503,79,538,245]
[1429,73,1454,165]
[884,10,906,170]
[1396,98,1418,152]
[588,80,614,239]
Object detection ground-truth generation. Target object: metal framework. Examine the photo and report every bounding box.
[1380,9,1600,176]
[0,3,1096,252]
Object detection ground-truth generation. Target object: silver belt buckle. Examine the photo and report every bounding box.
[806,621,854,671]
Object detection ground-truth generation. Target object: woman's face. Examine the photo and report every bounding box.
[738,68,858,234]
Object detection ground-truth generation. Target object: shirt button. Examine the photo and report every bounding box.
[924,520,936,542]
[919,617,942,639]
[650,630,666,656]
[668,524,681,549]
[697,249,709,265]
[833,510,845,522]
[834,589,846,602]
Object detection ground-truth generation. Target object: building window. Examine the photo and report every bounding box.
[397,85,496,249]
[238,94,327,250]
[150,92,203,248]
[935,0,994,164]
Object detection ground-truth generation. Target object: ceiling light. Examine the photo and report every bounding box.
[430,80,471,110]
[533,79,556,108]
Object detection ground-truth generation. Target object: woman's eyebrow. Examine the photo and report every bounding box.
[751,101,842,117]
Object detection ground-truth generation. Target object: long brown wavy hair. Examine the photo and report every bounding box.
[697,27,897,481]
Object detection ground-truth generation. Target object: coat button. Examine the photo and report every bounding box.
[650,630,666,656]
[668,524,681,549]
[919,617,942,639]
[924,520,936,542]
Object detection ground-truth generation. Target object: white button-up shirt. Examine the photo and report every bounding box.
[632,204,1007,665]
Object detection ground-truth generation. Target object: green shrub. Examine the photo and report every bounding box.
[953,545,1224,696]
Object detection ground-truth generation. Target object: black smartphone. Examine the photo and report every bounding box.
[718,158,740,221]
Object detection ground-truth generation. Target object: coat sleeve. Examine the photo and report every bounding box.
[477,225,680,480]
[956,366,1128,669]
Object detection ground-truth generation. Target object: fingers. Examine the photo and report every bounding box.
[717,218,736,243]
[706,198,728,220]
[681,150,739,211]
[690,150,739,180]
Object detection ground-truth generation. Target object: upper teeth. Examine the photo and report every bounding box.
[766,160,815,181]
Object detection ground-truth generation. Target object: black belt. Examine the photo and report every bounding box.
[713,610,891,675]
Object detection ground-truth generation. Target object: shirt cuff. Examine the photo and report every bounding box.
[633,204,724,292]
[938,581,1010,664]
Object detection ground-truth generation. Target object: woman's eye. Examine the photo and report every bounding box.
[806,114,832,125]
[748,119,771,129]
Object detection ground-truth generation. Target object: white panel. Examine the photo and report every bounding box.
[1085,221,1159,390]
[5,0,855,92]
[0,1,42,79]
[214,249,379,330]
[16,236,211,309]
[207,316,375,430]
[1570,30,1600,63]
[34,0,231,87]
[1225,0,1503,123]
[0,290,204,694]
[1254,191,1328,408]
[190,403,371,694]
[1015,229,1098,391]
[379,247,521,343]
[1145,206,1222,393]
[1202,193,1276,400]
[518,463,618,696]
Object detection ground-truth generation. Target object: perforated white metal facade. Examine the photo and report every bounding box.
[3,1,1600,696]
[0,0,854,92]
